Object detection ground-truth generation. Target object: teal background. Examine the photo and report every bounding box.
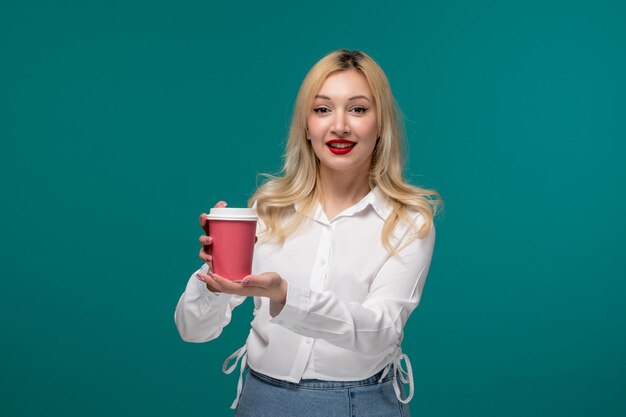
[2,0,625,416]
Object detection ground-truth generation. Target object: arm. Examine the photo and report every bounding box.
[174,203,247,342]
[271,223,435,354]
[174,263,247,342]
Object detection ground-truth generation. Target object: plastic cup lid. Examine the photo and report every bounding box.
[206,207,258,221]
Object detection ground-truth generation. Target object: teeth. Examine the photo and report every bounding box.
[328,143,354,149]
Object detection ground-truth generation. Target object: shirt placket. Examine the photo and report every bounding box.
[310,223,333,292]
[290,222,332,379]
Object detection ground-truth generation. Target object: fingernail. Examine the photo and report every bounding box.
[218,201,227,207]
[242,278,250,286]
[196,273,205,282]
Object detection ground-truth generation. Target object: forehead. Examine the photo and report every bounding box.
[316,70,372,98]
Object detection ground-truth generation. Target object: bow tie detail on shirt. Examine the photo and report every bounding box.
[222,344,248,410]
[378,345,415,404]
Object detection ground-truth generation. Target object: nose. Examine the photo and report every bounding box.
[331,111,350,136]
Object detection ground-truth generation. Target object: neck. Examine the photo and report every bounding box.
[318,167,371,221]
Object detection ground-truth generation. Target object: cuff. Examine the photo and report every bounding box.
[192,264,231,310]
[270,280,310,329]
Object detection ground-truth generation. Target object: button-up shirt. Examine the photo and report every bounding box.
[175,187,436,394]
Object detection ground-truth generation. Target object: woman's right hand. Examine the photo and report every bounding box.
[198,201,227,288]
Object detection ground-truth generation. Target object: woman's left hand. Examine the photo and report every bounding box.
[197,271,288,316]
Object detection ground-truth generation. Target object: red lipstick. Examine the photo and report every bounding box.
[326,139,356,155]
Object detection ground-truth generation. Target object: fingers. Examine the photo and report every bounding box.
[199,224,213,264]
[200,201,227,233]
[241,275,253,287]
[198,227,213,264]
[199,213,210,234]
[238,274,269,289]
[198,235,213,246]
[198,247,212,263]
[241,272,281,289]
[197,272,243,295]
[196,272,221,293]
[197,272,283,301]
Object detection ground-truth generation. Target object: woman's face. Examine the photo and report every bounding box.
[307,69,378,178]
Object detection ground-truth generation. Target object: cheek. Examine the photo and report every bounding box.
[356,118,378,138]
[306,116,316,135]
[306,118,327,139]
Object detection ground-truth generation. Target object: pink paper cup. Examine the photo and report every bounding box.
[206,207,258,281]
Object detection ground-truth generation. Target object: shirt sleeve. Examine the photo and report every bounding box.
[270,218,435,354]
[174,263,247,342]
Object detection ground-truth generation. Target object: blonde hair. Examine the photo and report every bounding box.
[249,49,442,253]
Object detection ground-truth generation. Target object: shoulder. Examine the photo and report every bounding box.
[384,207,435,260]
[407,208,431,230]
[397,208,432,236]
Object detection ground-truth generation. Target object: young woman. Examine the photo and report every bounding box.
[175,49,441,417]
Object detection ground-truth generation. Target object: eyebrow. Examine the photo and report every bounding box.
[315,94,372,102]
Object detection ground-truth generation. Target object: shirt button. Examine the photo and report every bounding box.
[321,259,327,265]
[305,338,312,344]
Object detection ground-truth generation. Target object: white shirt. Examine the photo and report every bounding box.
[174,187,436,404]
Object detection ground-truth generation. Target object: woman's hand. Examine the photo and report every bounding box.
[196,271,288,316]
[198,201,227,292]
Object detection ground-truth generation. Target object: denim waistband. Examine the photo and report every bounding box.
[224,344,414,408]
[248,368,392,390]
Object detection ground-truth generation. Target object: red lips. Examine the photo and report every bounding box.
[326,139,356,155]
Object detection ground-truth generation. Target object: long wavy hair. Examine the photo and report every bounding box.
[249,49,442,253]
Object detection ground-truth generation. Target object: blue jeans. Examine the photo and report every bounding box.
[234,368,411,417]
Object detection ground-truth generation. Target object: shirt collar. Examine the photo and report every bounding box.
[369,186,393,220]
[294,186,392,223]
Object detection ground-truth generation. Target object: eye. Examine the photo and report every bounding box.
[350,106,369,114]
[313,106,331,114]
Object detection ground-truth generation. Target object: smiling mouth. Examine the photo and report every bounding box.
[326,139,356,148]
[326,140,356,154]
[328,142,355,149]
